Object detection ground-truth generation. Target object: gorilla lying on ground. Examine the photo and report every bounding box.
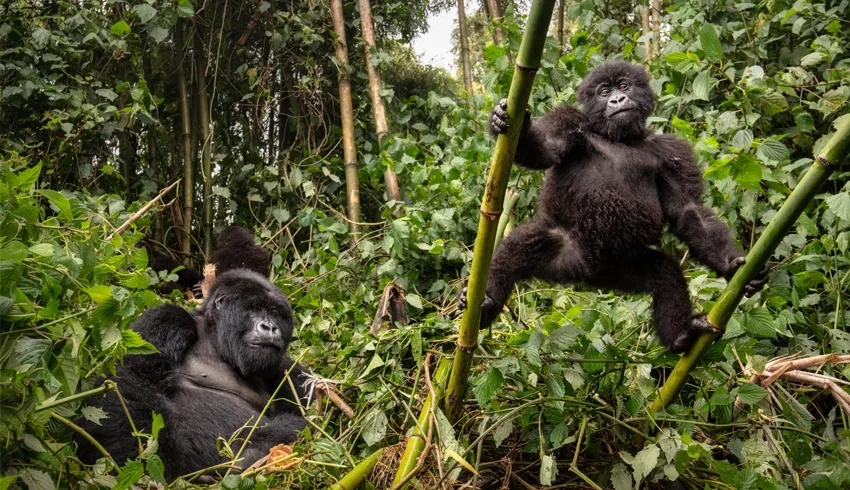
[461,61,767,352]
[78,251,309,479]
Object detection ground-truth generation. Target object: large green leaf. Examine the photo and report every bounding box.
[700,24,723,60]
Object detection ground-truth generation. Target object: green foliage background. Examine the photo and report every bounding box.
[0,0,848,488]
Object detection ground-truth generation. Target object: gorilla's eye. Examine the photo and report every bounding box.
[600,87,610,96]
[619,82,629,90]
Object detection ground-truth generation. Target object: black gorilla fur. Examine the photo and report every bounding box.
[212,226,271,277]
[463,61,767,352]
[149,252,203,295]
[77,270,310,479]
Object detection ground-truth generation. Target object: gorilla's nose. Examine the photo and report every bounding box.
[255,320,280,338]
[609,93,627,107]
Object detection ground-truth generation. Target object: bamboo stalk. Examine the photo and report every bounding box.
[643,115,850,425]
[486,0,506,47]
[651,0,660,55]
[391,358,451,490]
[357,0,403,216]
[494,189,520,249]
[641,6,652,58]
[557,0,565,53]
[330,0,362,241]
[443,0,557,424]
[106,181,180,241]
[174,20,194,266]
[328,448,383,490]
[457,0,474,107]
[193,24,213,259]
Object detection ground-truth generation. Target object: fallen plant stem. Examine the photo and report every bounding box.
[106,180,180,241]
[328,448,383,490]
[51,413,120,473]
[36,380,115,412]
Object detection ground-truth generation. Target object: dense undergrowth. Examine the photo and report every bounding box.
[1,0,850,488]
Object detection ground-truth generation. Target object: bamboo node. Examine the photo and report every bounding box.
[514,62,538,73]
[816,155,833,167]
[457,342,477,353]
[480,208,499,221]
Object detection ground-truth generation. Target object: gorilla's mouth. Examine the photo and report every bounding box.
[249,341,282,350]
[608,107,634,117]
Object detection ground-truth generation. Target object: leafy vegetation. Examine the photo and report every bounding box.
[1,0,848,489]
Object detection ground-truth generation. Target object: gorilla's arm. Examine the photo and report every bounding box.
[124,304,199,379]
[490,101,588,170]
[655,134,750,280]
[267,357,313,413]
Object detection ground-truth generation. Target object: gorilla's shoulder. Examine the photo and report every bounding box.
[647,133,693,153]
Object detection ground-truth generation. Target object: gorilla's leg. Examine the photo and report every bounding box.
[596,250,717,353]
[462,220,589,329]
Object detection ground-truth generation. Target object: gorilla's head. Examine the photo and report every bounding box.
[578,61,655,141]
[202,269,293,376]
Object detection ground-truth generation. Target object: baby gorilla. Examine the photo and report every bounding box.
[461,61,767,352]
[77,270,309,480]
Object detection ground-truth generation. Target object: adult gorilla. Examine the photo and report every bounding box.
[77,269,310,479]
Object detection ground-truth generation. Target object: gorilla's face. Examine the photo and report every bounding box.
[578,61,655,141]
[203,270,293,376]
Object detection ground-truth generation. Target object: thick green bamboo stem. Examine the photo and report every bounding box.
[194,26,213,259]
[391,358,451,490]
[443,0,557,424]
[174,21,194,265]
[648,115,850,415]
[329,448,383,490]
[494,189,520,249]
[330,0,361,241]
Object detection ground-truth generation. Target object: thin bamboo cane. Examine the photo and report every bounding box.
[193,25,213,259]
[357,0,403,216]
[443,0,557,423]
[174,21,194,265]
[391,358,451,490]
[328,448,383,490]
[330,0,362,241]
[638,115,850,442]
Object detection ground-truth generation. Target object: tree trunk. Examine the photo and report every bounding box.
[635,115,850,446]
[357,0,402,216]
[642,5,652,58]
[486,0,506,48]
[193,24,214,259]
[330,0,361,241]
[174,21,193,265]
[557,0,565,53]
[457,0,474,107]
[651,0,660,55]
[443,0,557,424]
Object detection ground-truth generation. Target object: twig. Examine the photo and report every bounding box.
[106,180,180,241]
[52,412,121,473]
[36,380,115,412]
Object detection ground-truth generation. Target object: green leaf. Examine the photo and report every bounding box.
[16,162,42,190]
[114,460,144,490]
[1,241,29,262]
[28,243,54,257]
[122,329,158,355]
[361,408,388,446]
[743,308,776,339]
[31,28,50,50]
[473,367,504,405]
[18,469,53,490]
[177,0,195,17]
[795,111,814,133]
[110,21,131,37]
[82,406,108,425]
[759,92,788,115]
[825,193,850,222]
[692,71,712,100]
[15,338,51,367]
[631,444,660,484]
[36,189,73,221]
[757,139,789,162]
[731,129,754,151]
[83,285,113,303]
[731,153,762,186]
[148,26,168,43]
[526,330,544,367]
[549,324,580,350]
[133,4,158,23]
[716,111,738,135]
[700,24,723,60]
[96,88,118,102]
[0,476,19,490]
[539,454,558,486]
[611,463,632,490]
[492,418,513,447]
[736,383,768,405]
[146,455,166,484]
[405,293,423,309]
[664,52,688,65]
[151,412,164,439]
